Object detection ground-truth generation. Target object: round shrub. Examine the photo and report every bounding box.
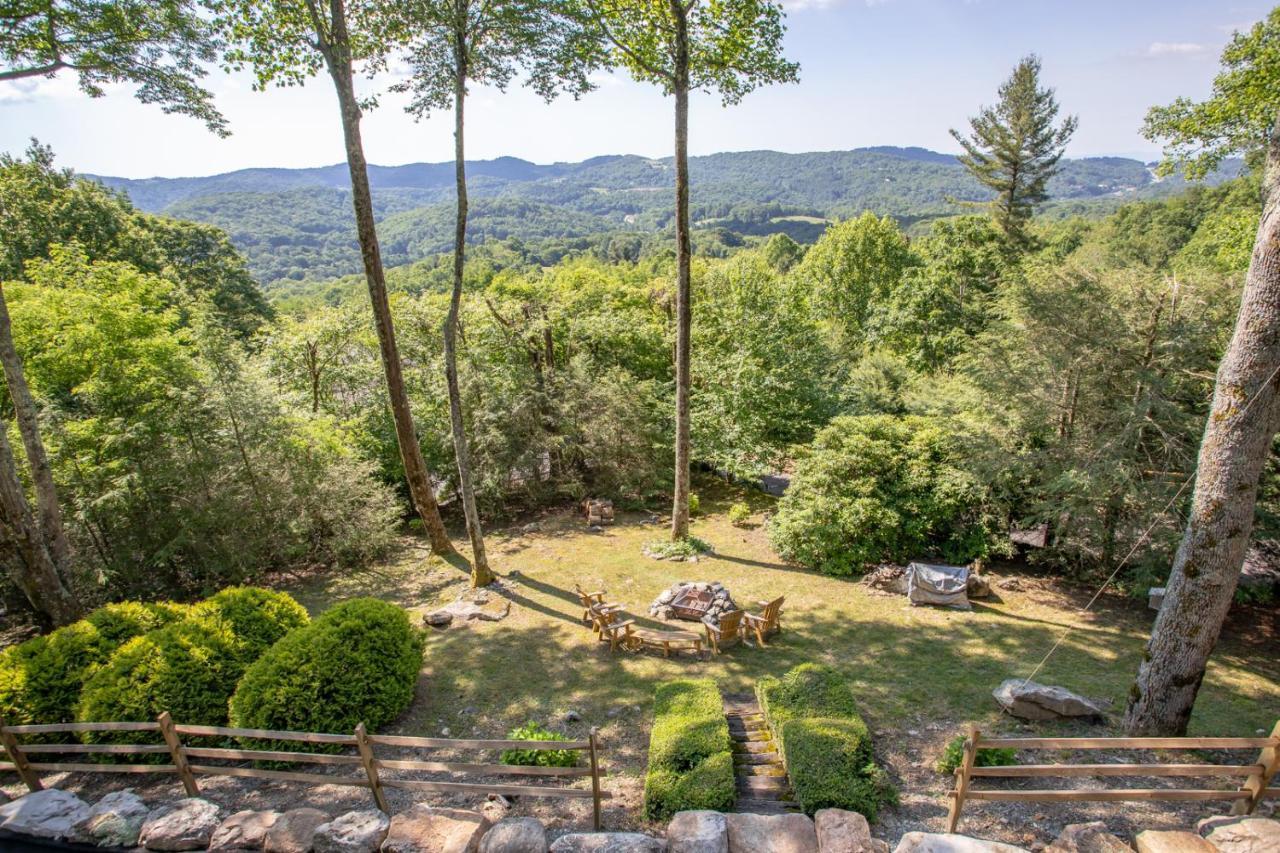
[781,717,895,819]
[228,598,424,737]
[768,414,994,575]
[757,662,859,728]
[189,587,309,661]
[77,620,243,741]
[727,502,752,527]
[85,601,188,645]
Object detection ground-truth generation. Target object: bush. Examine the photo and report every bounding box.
[688,493,701,516]
[77,621,244,741]
[935,734,1018,774]
[756,663,895,819]
[728,502,752,526]
[644,536,713,560]
[643,679,735,821]
[228,598,424,740]
[85,602,189,645]
[501,721,578,767]
[769,414,994,576]
[189,587,309,661]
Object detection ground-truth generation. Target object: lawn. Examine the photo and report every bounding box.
[278,479,1280,842]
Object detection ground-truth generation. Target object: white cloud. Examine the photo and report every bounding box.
[1146,41,1207,57]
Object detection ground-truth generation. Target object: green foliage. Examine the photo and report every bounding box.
[188,587,309,661]
[756,663,859,727]
[727,502,752,526]
[228,599,425,739]
[688,493,701,516]
[84,602,189,645]
[935,734,1018,774]
[769,415,993,575]
[644,536,713,560]
[500,721,579,767]
[643,679,735,821]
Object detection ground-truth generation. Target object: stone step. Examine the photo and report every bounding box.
[731,741,777,755]
[737,776,790,795]
[727,719,767,730]
[738,764,786,777]
[735,799,801,814]
[733,753,781,766]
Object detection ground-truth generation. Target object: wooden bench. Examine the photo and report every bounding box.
[633,627,705,659]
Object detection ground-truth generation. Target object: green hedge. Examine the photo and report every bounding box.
[189,587,309,662]
[756,664,895,819]
[643,679,735,821]
[228,598,424,741]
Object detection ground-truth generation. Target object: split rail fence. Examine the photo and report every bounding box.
[0,714,610,829]
[947,721,1280,832]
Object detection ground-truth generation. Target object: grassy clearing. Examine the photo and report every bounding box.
[280,478,1280,832]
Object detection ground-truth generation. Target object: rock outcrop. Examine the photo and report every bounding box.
[478,817,548,853]
[992,679,1105,720]
[382,805,488,853]
[265,808,331,853]
[72,789,152,848]
[724,812,818,853]
[668,810,727,853]
[314,810,390,853]
[209,810,281,852]
[0,789,92,841]
[139,799,222,851]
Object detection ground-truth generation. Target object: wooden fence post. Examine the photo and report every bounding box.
[1232,719,1279,816]
[0,720,41,792]
[588,728,603,831]
[158,712,199,797]
[355,723,388,814]
[946,726,979,834]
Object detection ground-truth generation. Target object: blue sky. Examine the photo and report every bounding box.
[0,0,1268,178]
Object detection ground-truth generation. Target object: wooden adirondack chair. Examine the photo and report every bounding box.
[743,597,784,646]
[704,609,745,654]
[574,584,618,626]
[590,605,637,652]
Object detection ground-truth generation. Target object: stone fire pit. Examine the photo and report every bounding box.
[650,582,738,625]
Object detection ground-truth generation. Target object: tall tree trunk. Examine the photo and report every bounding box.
[320,19,453,555]
[669,1,692,541]
[448,53,493,587]
[0,285,71,575]
[1123,116,1280,736]
[0,425,79,626]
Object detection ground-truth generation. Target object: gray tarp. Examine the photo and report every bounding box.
[906,562,971,609]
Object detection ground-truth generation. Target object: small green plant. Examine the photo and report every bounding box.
[727,502,752,526]
[935,734,1018,774]
[501,721,578,767]
[644,536,713,560]
[688,493,701,516]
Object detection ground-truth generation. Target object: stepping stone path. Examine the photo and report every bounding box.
[722,691,799,815]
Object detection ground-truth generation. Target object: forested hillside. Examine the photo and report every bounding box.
[92,148,1241,286]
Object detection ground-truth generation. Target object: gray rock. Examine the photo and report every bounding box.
[667,811,726,853]
[425,610,454,628]
[992,679,1105,720]
[479,817,547,853]
[1134,831,1215,853]
[724,813,818,853]
[549,833,666,853]
[381,805,487,853]
[966,574,991,599]
[140,799,222,851]
[0,789,92,840]
[265,808,331,853]
[73,789,152,848]
[861,566,908,596]
[1197,815,1280,853]
[1044,823,1130,853]
[315,811,390,853]
[564,711,583,723]
[892,835,1029,853]
[814,809,875,853]
[210,810,282,851]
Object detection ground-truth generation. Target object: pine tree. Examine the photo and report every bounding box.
[951,55,1077,247]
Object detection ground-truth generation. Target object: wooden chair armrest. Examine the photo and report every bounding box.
[743,613,765,624]
[705,623,722,637]
[755,600,772,607]
[603,620,635,632]
[585,590,607,599]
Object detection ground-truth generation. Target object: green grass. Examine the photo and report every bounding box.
[279,477,1280,829]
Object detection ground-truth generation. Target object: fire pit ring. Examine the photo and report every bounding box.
[650,582,738,625]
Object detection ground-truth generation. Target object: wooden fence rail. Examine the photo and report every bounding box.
[0,717,611,829]
[947,721,1280,833]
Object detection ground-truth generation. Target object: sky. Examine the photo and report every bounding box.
[0,0,1268,179]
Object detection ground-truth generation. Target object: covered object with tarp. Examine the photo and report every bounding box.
[906,562,971,609]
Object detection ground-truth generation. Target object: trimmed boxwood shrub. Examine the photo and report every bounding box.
[643,679,735,821]
[189,587,309,662]
[756,664,895,819]
[228,598,424,739]
[85,602,189,645]
[77,620,245,742]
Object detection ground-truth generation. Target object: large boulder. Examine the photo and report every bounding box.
[892,835,1028,853]
[479,817,547,853]
[1197,815,1280,853]
[0,789,92,840]
[992,679,1105,721]
[814,810,876,853]
[265,808,331,853]
[210,810,282,851]
[315,811,391,853]
[549,833,666,852]
[1134,831,1215,853]
[140,799,222,851]
[668,811,727,853]
[1044,823,1130,853]
[724,813,818,853]
[73,789,152,848]
[381,805,488,853]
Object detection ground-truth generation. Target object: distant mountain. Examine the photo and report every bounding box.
[89,147,1241,288]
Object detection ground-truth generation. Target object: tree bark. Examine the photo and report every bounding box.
[0,285,72,574]
[669,0,692,542]
[1123,116,1280,735]
[320,5,453,555]
[448,48,493,587]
